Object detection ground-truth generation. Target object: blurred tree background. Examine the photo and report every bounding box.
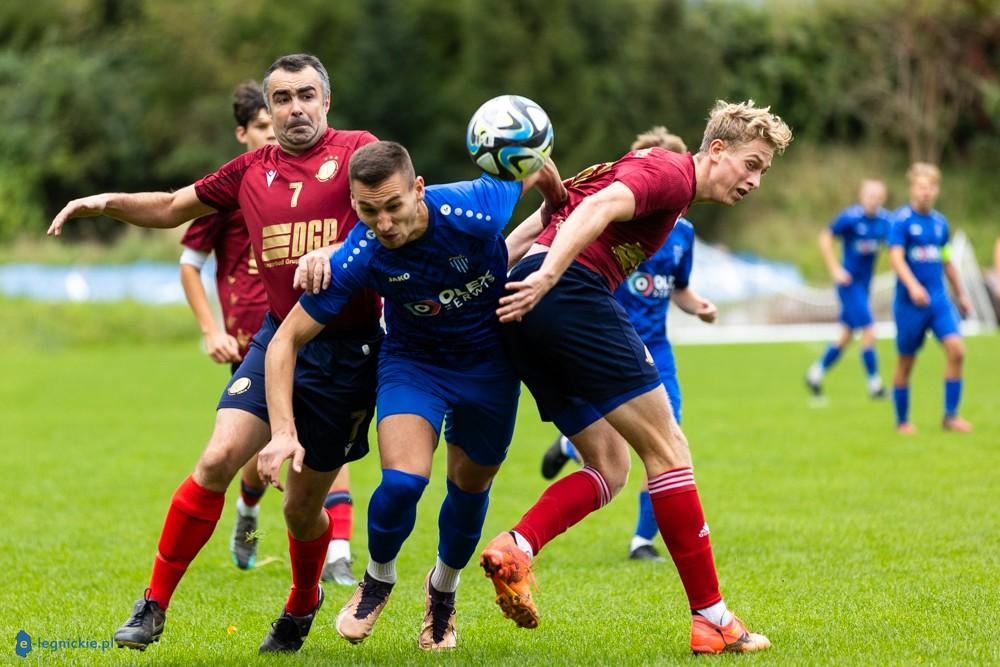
[1,0,997,276]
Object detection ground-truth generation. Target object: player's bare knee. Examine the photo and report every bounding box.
[194,442,242,490]
[281,498,318,536]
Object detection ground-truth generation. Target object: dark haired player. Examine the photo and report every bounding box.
[49,53,381,653]
[258,140,564,650]
[179,80,357,585]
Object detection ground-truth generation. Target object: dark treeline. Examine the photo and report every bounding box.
[0,0,997,242]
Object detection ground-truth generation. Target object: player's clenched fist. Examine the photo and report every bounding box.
[47,194,113,236]
[257,432,306,491]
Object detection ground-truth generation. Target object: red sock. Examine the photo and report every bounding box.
[285,508,335,616]
[148,475,225,609]
[648,467,722,610]
[513,467,610,554]
[324,488,353,541]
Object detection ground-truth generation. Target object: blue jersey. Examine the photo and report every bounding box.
[829,205,890,284]
[300,175,522,364]
[613,218,695,345]
[888,205,949,304]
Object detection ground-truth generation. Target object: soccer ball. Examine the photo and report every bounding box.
[466,95,554,181]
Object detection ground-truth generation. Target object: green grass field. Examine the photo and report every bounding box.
[3,329,998,665]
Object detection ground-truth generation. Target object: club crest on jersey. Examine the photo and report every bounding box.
[316,156,340,182]
[449,255,470,273]
[266,170,277,187]
[228,377,252,395]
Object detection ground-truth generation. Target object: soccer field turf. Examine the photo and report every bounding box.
[3,336,998,665]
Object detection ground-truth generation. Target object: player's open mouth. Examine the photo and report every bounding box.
[735,187,748,200]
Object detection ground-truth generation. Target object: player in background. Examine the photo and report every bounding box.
[48,54,382,653]
[179,81,357,585]
[482,100,791,654]
[805,179,891,398]
[539,128,718,563]
[257,141,565,650]
[888,162,973,434]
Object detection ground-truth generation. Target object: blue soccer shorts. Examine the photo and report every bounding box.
[375,352,520,467]
[837,281,874,329]
[500,253,662,437]
[893,296,961,356]
[219,313,382,472]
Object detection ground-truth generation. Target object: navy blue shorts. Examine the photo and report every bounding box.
[501,253,661,436]
[837,281,874,329]
[376,353,519,467]
[219,313,382,472]
[893,296,961,356]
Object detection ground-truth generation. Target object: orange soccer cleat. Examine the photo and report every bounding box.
[896,422,918,435]
[690,614,771,654]
[942,416,973,432]
[479,532,538,629]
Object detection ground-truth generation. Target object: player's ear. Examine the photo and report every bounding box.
[235,125,248,146]
[708,138,726,163]
[413,176,425,199]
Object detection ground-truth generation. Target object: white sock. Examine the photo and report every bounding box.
[868,376,883,392]
[326,538,350,564]
[236,497,259,518]
[695,599,732,626]
[511,530,534,560]
[366,558,396,584]
[807,363,823,384]
[629,535,653,552]
[429,557,461,593]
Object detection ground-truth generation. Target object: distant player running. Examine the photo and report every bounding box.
[258,141,565,650]
[481,100,791,654]
[539,128,718,563]
[888,162,973,434]
[49,54,382,653]
[805,179,891,398]
[178,80,358,584]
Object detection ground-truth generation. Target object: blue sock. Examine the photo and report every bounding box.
[437,479,490,569]
[861,347,878,378]
[893,386,909,425]
[562,437,580,463]
[944,379,962,418]
[367,469,428,563]
[820,344,842,370]
[634,490,658,541]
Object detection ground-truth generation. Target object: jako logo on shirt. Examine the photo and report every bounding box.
[260,219,339,266]
[403,271,496,316]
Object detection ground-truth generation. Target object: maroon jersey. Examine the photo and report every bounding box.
[194,128,382,332]
[181,209,268,358]
[536,147,696,290]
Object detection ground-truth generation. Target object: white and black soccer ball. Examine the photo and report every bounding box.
[466,95,554,181]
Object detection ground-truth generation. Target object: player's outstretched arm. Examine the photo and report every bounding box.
[505,208,544,270]
[943,259,973,316]
[819,228,850,285]
[179,257,240,364]
[888,246,929,307]
[259,304,325,491]
[672,287,718,323]
[497,182,635,323]
[47,185,215,236]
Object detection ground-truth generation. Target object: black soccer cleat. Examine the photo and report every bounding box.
[629,543,666,562]
[114,590,166,650]
[805,375,822,397]
[541,436,571,479]
[258,586,324,653]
